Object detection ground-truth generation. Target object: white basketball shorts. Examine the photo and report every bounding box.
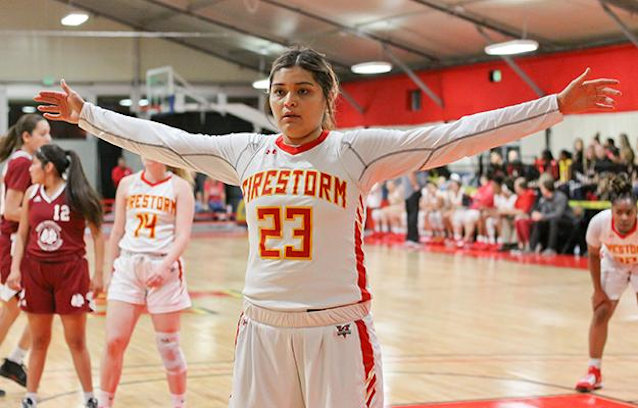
[600,256,638,301]
[108,252,191,314]
[229,301,384,408]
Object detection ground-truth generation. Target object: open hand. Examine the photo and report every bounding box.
[34,80,85,124]
[557,68,621,114]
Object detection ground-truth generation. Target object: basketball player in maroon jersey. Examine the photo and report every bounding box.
[7,144,104,408]
[0,114,51,392]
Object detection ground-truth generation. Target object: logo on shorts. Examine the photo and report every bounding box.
[86,292,96,311]
[336,324,351,339]
[18,290,26,308]
[35,220,63,252]
[70,293,85,308]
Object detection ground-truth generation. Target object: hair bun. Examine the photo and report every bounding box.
[610,173,631,195]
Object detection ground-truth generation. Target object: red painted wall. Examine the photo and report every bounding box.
[336,43,637,128]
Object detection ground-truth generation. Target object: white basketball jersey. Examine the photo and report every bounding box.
[587,209,638,267]
[79,94,562,311]
[119,171,177,255]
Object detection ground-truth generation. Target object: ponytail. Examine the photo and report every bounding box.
[609,172,635,205]
[0,114,45,161]
[36,145,103,227]
[0,126,20,162]
[167,166,194,185]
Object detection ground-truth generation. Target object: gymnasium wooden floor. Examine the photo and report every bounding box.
[2,231,638,407]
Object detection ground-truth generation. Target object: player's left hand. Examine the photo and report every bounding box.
[557,68,621,114]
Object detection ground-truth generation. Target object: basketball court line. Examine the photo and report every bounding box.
[393,394,638,407]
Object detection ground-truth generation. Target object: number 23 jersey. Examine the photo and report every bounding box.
[27,184,86,261]
[79,94,562,311]
[119,171,177,255]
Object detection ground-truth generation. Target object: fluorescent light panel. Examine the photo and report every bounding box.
[484,39,538,56]
[119,99,149,107]
[351,61,392,75]
[61,13,89,27]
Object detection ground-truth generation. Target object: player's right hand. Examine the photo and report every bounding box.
[34,79,85,124]
[592,289,610,311]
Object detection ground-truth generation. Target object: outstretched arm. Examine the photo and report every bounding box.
[341,69,620,191]
[34,80,253,186]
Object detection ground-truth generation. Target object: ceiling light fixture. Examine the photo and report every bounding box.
[484,39,539,56]
[351,61,392,75]
[119,98,149,107]
[61,12,89,27]
[252,78,269,90]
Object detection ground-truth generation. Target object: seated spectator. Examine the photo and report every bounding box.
[419,180,445,244]
[535,149,559,180]
[529,174,575,256]
[558,150,573,184]
[454,174,494,248]
[443,174,465,243]
[377,180,405,237]
[512,177,537,253]
[204,176,227,219]
[111,156,132,189]
[366,183,384,236]
[485,177,517,250]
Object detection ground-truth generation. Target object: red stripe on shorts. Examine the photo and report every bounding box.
[356,319,376,408]
[234,312,244,346]
[177,259,184,282]
[355,195,371,302]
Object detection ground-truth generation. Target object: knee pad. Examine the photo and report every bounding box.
[155,332,187,375]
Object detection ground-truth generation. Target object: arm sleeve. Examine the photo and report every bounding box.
[586,213,603,247]
[4,159,31,192]
[78,103,256,185]
[340,95,562,191]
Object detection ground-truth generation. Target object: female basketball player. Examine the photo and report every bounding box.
[0,114,51,391]
[6,144,104,408]
[35,46,620,407]
[99,158,194,408]
[575,173,637,392]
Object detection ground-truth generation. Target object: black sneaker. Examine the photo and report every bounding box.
[85,397,98,408]
[21,397,35,407]
[0,358,27,387]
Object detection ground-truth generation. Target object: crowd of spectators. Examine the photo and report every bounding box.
[366,132,637,256]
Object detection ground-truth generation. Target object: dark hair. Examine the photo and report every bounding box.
[0,114,46,161]
[609,173,635,205]
[539,173,555,192]
[515,177,528,190]
[491,174,505,185]
[35,144,103,227]
[266,46,340,130]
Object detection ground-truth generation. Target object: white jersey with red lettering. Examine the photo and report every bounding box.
[586,209,638,267]
[79,95,562,311]
[119,171,177,255]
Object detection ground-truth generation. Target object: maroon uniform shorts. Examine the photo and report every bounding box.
[21,255,93,314]
[0,234,12,284]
